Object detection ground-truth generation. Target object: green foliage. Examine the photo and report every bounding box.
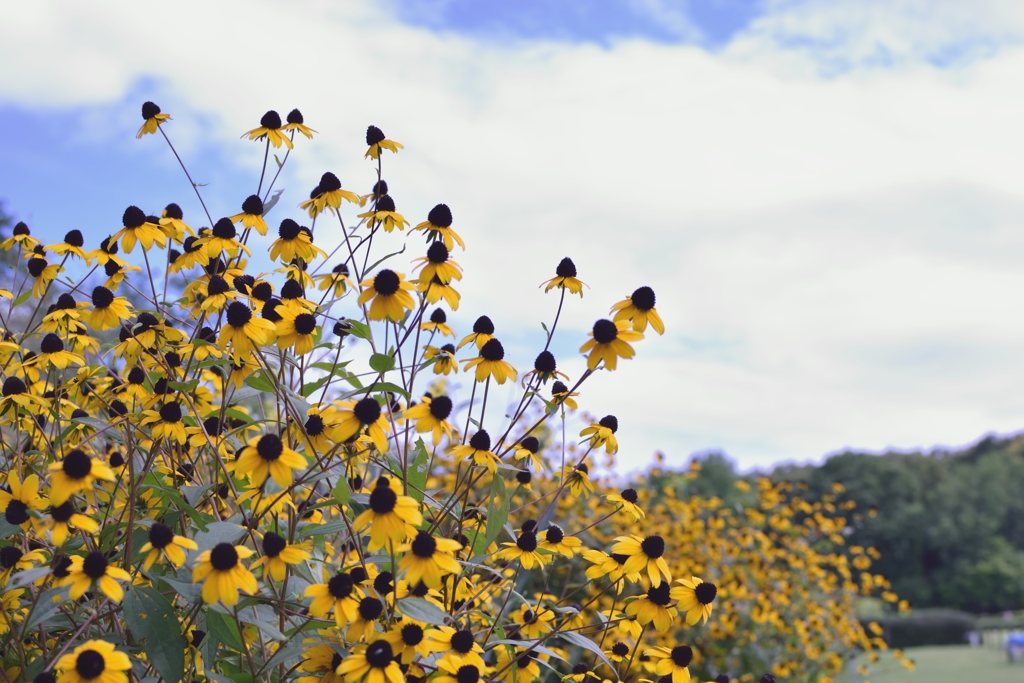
[865,609,977,649]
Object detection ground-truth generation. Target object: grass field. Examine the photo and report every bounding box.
[846,645,1023,683]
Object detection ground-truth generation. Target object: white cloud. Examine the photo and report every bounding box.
[3,0,1024,468]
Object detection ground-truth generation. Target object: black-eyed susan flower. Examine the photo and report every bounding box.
[611,286,664,335]
[424,344,459,375]
[352,476,423,552]
[202,219,251,259]
[243,110,293,149]
[47,449,116,505]
[26,256,62,299]
[333,397,391,453]
[462,338,517,384]
[46,230,88,261]
[297,642,345,683]
[171,235,210,272]
[102,260,140,290]
[450,430,500,474]
[513,436,545,470]
[420,274,461,309]
[346,595,385,642]
[39,501,100,546]
[137,100,170,138]
[139,522,198,571]
[235,433,307,488]
[219,301,277,363]
[87,234,127,268]
[537,525,582,557]
[523,350,569,387]
[412,242,462,285]
[283,108,317,139]
[562,662,600,683]
[402,394,454,446]
[511,603,557,639]
[55,639,132,683]
[496,529,547,569]
[192,542,258,606]
[607,488,645,521]
[581,415,618,455]
[383,620,438,664]
[612,534,671,587]
[670,577,717,625]
[305,570,363,627]
[316,171,360,212]
[420,308,455,337]
[0,221,40,250]
[580,319,643,371]
[0,472,46,529]
[276,307,319,355]
[87,286,132,331]
[397,530,462,588]
[0,376,48,415]
[425,627,486,669]
[336,639,402,683]
[435,655,491,683]
[158,202,193,242]
[645,646,694,683]
[626,582,677,632]
[364,125,403,159]
[413,203,464,250]
[140,401,189,444]
[251,531,312,582]
[114,205,166,254]
[270,219,325,263]
[550,381,579,411]
[457,315,494,350]
[541,257,587,296]
[562,462,594,497]
[606,641,632,663]
[317,263,354,298]
[230,195,269,236]
[61,551,132,602]
[358,269,416,322]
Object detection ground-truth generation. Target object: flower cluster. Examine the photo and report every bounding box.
[0,103,901,683]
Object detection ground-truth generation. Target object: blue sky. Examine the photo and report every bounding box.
[4,0,1024,470]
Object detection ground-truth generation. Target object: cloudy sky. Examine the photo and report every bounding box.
[3,0,1024,470]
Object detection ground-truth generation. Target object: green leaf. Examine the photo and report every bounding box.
[12,290,31,307]
[244,370,275,393]
[397,597,449,625]
[168,379,200,393]
[0,519,22,539]
[207,608,245,651]
[558,631,614,670]
[367,381,409,400]
[123,586,185,683]
[408,439,429,503]
[193,521,246,551]
[263,189,284,215]
[369,353,395,373]
[347,320,372,340]
[24,587,67,630]
[484,475,509,549]
[333,477,351,506]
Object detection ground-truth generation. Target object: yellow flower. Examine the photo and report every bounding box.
[562,462,595,498]
[496,529,548,570]
[139,522,198,571]
[31,333,84,370]
[276,307,319,355]
[462,338,517,384]
[46,229,88,262]
[0,376,49,415]
[644,645,694,683]
[201,218,252,258]
[352,476,423,552]
[55,639,132,683]
[305,570,363,628]
[612,534,672,587]
[580,319,643,371]
[450,431,500,474]
[540,257,587,296]
[87,286,132,331]
[419,308,456,337]
[270,219,326,263]
[0,221,41,251]
[251,531,312,582]
[229,195,270,237]
[192,542,259,606]
[337,639,404,683]
[26,256,62,299]
[297,642,346,683]
[113,206,166,254]
[402,394,454,446]
[382,620,440,664]
[606,488,645,521]
[413,204,465,250]
[364,125,403,159]
[47,449,116,506]
[625,582,677,633]
[580,416,619,455]
[435,655,491,683]
[332,397,391,454]
[139,402,189,444]
[611,286,664,335]
[537,525,582,558]
[137,100,171,138]
[670,576,717,625]
[283,108,317,139]
[397,531,462,588]
[358,270,416,322]
[412,242,462,285]
[424,344,459,375]
[219,301,277,364]
[38,501,100,546]
[235,433,307,488]
[316,263,355,298]
[358,194,409,234]
[158,202,194,241]
[511,603,556,639]
[242,110,293,149]
[0,472,48,529]
[60,551,132,602]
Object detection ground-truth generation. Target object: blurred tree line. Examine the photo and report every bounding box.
[679,437,1024,614]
